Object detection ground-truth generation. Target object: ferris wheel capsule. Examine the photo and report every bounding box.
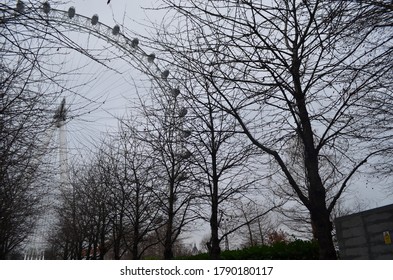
[131,38,139,48]
[181,130,192,138]
[161,70,170,79]
[177,172,188,181]
[68,7,76,19]
[16,1,25,13]
[112,25,120,35]
[171,88,180,97]
[42,2,51,14]
[91,14,99,25]
[180,150,192,160]
[147,53,155,63]
[179,107,188,117]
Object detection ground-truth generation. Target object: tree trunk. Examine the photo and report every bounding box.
[304,147,337,259]
[131,184,141,260]
[310,205,336,259]
[131,239,139,260]
[132,218,140,259]
[99,221,107,260]
[209,219,221,259]
[163,182,175,260]
[292,54,337,260]
[163,237,174,260]
[209,182,221,259]
[163,217,174,259]
[113,229,121,260]
[305,149,337,259]
[258,218,264,245]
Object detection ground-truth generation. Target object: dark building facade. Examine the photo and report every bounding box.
[335,203,393,259]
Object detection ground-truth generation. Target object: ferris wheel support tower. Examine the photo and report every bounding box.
[54,97,69,190]
[23,97,69,260]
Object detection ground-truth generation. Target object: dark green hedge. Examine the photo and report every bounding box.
[180,240,319,260]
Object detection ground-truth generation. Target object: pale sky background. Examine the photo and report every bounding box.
[61,0,393,206]
[50,0,164,155]
[64,0,162,32]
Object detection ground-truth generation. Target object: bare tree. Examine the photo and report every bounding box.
[49,126,165,260]
[175,76,271,259]
[237,201,277,248]
[0,0,69,259]
[1,0,139,259]
[149,0,393,259]
[106,123,163,259]
[49,178,87,260]
[132,85,199,259]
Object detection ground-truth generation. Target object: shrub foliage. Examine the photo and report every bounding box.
[181,240,319,260]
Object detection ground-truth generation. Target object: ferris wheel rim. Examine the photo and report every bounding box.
[10,1,177,96]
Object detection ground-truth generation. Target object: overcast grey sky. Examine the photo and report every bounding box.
[45,0,164,155]
[51,0,393,212]
[64,0,161,32]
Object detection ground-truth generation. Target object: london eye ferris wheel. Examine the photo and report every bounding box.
[2,0,185,259]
